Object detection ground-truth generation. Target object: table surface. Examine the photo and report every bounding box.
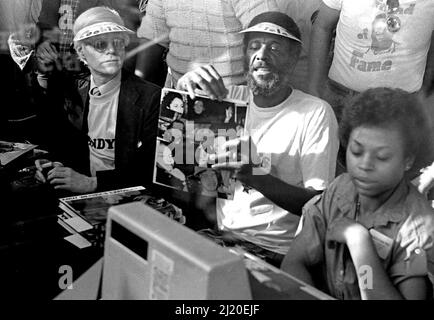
[0,157,213,299]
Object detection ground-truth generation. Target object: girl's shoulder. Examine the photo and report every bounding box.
[302,173,355,220]
[404,182,434,218]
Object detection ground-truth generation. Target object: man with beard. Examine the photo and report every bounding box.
[177,12,339,266]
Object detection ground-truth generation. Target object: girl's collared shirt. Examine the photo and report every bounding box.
[296,173,431,299]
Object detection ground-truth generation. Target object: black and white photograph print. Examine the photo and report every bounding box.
[153,88,247,199]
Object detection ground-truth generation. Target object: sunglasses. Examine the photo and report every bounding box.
[386,0,401,33]
[84,37,127,52]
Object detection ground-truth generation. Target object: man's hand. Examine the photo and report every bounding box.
[35,40,62,72]
[34,159,63,183]
[326,217,368,249]
[224,107,233,123]
[211,136,269,183]
[176,65,228,100]
[46,166,97,193]
[412,165,434,197]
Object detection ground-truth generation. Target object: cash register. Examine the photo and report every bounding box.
[99,202,334,300]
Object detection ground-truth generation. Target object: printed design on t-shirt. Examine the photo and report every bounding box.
[349,1,416,73]
[88,137,116,150]
[368,13,397,55]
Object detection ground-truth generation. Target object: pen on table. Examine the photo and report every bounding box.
[0,141,15,147]
[18,161,54,174]
[18,165,37,174]
[0,144,15,152]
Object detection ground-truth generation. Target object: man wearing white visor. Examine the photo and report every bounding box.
[178,12,339,266]
[35,7,161,194]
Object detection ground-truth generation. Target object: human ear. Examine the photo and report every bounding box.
[75,44,88,65]
[405,156,415,171]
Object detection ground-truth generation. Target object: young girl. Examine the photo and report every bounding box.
[281,88,434,300]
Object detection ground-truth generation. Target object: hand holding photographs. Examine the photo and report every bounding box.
[211,136,271,178]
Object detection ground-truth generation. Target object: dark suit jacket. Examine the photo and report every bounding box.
[44,69,161,192]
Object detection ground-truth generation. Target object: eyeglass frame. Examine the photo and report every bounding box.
[82,36,129,53]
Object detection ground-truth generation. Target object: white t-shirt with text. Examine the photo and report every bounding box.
[87,73,121,177]
[324,0,434,92]
[216,86,339,254]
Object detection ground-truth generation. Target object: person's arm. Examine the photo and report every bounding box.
[135,0,169,81]
[396,199,434,259]
[41,79,159,194]
[348,230,427,300]
[328,218,427,300]
[281,235,317,285]
[421,31,434,95]
[35,39,61,74]
[245,99,338,215]
[214,101,338,216]
[281,196,327,285]
[134,41,166,80]
[411,162,434,196]
[35,157,96,194]
[212,135,320,215]
[176,65,228,100]
[232,0,279,28]
[46,165,97,193]
[178,66,329,215]
[307,2,340,97]
[237,167,321,216]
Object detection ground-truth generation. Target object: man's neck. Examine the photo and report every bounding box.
[92,71,121,87]
[253,85,293,108]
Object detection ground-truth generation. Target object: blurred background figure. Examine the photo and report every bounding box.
[1,0,144,144]
[32,6,161,193]
[0,0,43,142]
[135,0,280,88]
[32,0,142,87]
[276,0,321,93]
[0,0,41,34]
[306,0,434,174]
[308,0,434,122]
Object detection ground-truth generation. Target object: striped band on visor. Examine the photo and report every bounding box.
[73,22,134,42]
[240,22,302,44]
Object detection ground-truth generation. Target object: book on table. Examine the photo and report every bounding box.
[58,186,150,232]
[57,186,186,247]
[0,141,37,167]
